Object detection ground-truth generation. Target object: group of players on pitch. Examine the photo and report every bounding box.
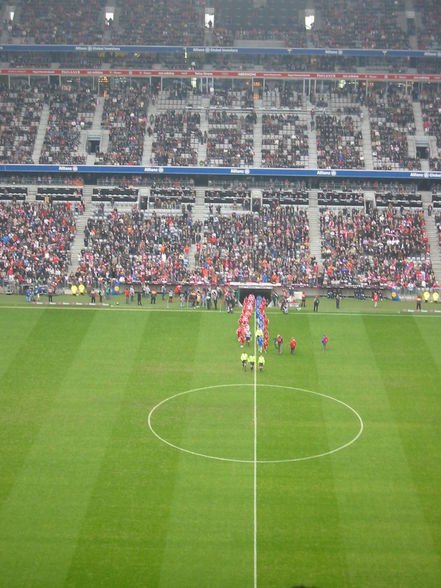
[240,330,329,371]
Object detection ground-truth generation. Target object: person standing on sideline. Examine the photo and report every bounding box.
[322,334,328,351]
[373,291,379,308]
[137,290,142,306]
[125,287,130,304]
[416,292,422,311]
[336,293,341,309]
[290,337,296,354]
[313,295,320,312]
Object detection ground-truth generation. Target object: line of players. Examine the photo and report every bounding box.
[240,331,328,370]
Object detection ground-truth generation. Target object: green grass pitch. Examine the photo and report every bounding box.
[0,299,440,587]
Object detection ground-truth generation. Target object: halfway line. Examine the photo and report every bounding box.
[253,310,257,588]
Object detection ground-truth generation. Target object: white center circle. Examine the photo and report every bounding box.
[147,384,364,463]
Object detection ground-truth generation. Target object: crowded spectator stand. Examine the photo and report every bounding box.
[320,207,434,290]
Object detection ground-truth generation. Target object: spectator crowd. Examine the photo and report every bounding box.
[40,83,96,165]
[194,205,316,286]
[96,84,149,166]
[74,208,201,286]
[320,207,434,288]
[0,201,76,287]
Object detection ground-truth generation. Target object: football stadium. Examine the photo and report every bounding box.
[0,1,441,586]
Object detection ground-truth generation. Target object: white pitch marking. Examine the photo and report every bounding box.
[147,384,364,464]
[253,312,258,588]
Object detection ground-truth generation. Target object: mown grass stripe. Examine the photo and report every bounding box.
[0,311,149,588]
[156,313,254,588]
[0,309,95,510]
[64,312,203,587]
[256,313,350,588]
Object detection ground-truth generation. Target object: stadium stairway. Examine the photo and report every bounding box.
[412,101,430,170]
[69,204,92,275]
[413,101,424,135]
[308,125,317,168]
[32,103,49,163]
[404,0,418,49]
[0,9,8,43]
[307,190,323,270]
[253,111,263,167]
[188,187,206,273]
[408,135,417,159]
[79,130,88,159]
[139,187,149,209]
[102,5,121,42]
[429,136,438,159]
[361,106,374,169]
[422,192,441,284]
[193,187,206,222]
[198,107,209,165]
[100,131,110,154]
[188,243,197,272]
[82,185,93,209]
[92,97,105,130]
[85,97,106,164]
[27,186,37,202]
[142,103,156,166]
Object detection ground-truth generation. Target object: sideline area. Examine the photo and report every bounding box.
[1,292,441,316]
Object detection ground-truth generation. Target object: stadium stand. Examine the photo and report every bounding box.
[6,0,105,44]
[150,185,196,210]
[206,111,255,167]
[36,186,84,203]
[92,187,138,204]
[150,110,202,166]
[205,187,251,209]
[315,113,364,169]
[320,207,434,288]
[261,114,309,168]
[1,0,441,294]
[40,82,96,165]
[96,83,149,166]
[195,207,315,286]
[318,191,364,207]
[0,186,27,201]
[312,0,409,49]
[0,202,77,287]
[76,208,200,286]
[0,82,45,164]
[110,0,204,45]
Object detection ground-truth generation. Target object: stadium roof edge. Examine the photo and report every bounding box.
[0,44,440,59]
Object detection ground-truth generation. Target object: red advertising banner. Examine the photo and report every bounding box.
[1,68,440,82]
